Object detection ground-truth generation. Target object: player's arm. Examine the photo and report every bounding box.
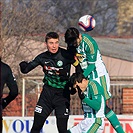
[71,54,83,74]
[64,47,83,74]
[83,63,95,77]
[83,43,97,77]
[83,81,102,111]
[77,81,102,111]
[2,66,18,109]
[19,56,40,74]
[78,86,101,111]
[75,64,83,73]
[82,95,101,111]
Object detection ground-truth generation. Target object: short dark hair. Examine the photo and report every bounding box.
[64,27,79,47]
[45,32,59,43]
[70,72,86,85]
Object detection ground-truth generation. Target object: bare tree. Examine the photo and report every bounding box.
[1,0,132,91]
[2,0,119,36]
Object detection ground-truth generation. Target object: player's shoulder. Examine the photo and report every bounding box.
[90,79,103,92]
[82,34,97,47]
[35,51,47,58]
[82,33,95,41]
[59,47,69,55]
[89,79,101,88]
[59,47,67,52]
[1,61,13,77]
[89,79,96,85]
[60,47,75,60]
[89,79,100,86]
[1,61,11,70]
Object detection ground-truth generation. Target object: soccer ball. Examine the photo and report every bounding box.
[78,15,96,32]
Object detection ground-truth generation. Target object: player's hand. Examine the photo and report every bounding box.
[77,86,85,100]
[19,61,28,73]
[56,69,68,76]
[56,69,69,81]
[19,61,28,69]
[70,87,77,95]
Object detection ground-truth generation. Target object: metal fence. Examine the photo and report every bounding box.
[21,76,133,116]
[70,77,133,115]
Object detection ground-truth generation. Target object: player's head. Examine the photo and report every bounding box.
[45,32,59,54]
[65,27,81,48]
[70,72,88,91]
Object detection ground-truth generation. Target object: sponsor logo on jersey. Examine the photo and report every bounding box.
[44,65,59,71]
[57,60,63,67]
[64,108,69,116]
[45,61,50,64]
[35,105,42,113]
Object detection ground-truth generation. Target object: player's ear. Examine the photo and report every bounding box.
[79,34,82,40]
[82,79,86,83]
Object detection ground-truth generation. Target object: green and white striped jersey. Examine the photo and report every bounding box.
[76,34,108,79]
[82,79,106,118]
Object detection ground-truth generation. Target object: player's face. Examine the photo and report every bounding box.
[76,34,82,47]
[76,38,80,46]
[46,38,59,54]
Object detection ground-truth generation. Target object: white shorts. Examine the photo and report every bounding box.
[94,72,111,100]
[69,118,104,133]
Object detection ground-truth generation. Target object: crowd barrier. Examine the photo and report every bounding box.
[3,115,133,133]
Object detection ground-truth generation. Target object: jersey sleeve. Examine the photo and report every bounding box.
[82,80,102,111]
[83,37,97,77]
[19,55,40,74]
[82,95,101,111]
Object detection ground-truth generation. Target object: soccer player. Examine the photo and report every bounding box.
[0,58,18,132]
[19,32,78,133]
[66,72,105,133]
[64,27,125,133]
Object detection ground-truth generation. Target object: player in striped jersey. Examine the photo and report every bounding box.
[65,27,125,133]
[66,72,105,133]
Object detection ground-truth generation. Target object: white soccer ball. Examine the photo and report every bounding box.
[78,15,96,32]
